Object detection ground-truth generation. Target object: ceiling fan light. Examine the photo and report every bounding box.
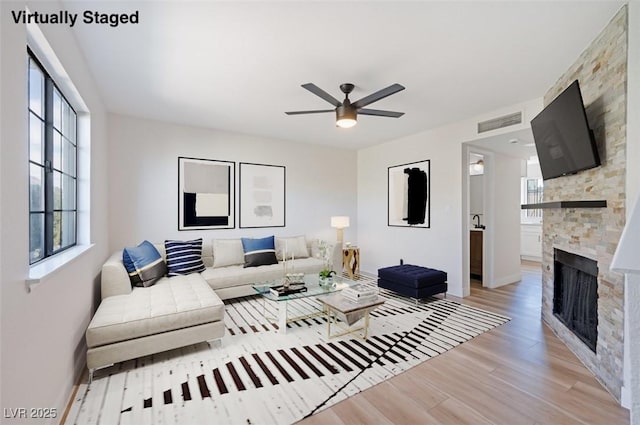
[336,104,357,128]
[336,118,357,128]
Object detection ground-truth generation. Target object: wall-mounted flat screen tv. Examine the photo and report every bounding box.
[530,80,600,180]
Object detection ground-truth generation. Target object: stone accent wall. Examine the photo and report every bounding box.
[541,6,627,400]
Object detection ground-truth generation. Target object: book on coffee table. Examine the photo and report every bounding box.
[342,284,378,302]
[269,283,308,297]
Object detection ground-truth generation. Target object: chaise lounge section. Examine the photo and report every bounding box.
[86,268,225,377]
[85,236,342,377]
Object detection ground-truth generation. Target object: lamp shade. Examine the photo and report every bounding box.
[331,216,350,228]
[336,117,357,128]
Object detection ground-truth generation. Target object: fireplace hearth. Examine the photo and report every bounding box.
[553,249,598,352]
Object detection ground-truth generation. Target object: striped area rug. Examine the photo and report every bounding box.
[66,276,509,425]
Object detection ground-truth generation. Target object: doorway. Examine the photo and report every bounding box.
[469,152,485,283]
[463,146,494,295]
[462,128,536,297]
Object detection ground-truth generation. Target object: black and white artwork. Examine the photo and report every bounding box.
[388,160,430,228]
[240,162,286,228]
[178,157,235,230]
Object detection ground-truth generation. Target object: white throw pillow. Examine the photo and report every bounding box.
[310,239,320,259]
[212,239,245,268]
[275,236,309,260]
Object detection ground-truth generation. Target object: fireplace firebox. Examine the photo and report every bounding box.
[553,249,598,352]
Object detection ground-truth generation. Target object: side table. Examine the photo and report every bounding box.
[343,247,360,279]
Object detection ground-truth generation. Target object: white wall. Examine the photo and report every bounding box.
[0,0,109,421]
[0,2,5,410]
[357,122,465,295]
[357,99,541,297]
[623,0,640,417]
[491,152,522,287]
[469,174,484,217]
[527,160,542,179]
[107,114,357,252]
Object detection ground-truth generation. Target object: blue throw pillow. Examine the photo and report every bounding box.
[122,240,167,287]
[241,236,278,268]
[165,238,206,276]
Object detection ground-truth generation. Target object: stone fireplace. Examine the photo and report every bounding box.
[540,6,627,401]
[553,249,598,352]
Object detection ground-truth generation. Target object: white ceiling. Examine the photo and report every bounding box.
[467,127,537,160]
[63,1,624,150]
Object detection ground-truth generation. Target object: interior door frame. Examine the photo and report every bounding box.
[462,143,495,295]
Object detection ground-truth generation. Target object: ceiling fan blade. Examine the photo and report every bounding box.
[352,83,405,109]
[301,83,341,107]
[358,108,404,118]
[285,109,334,115]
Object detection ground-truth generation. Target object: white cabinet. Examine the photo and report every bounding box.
[521,224,542,261]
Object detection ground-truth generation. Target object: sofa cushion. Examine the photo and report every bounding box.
[86,273,224,348]
[202,257,325,290]
[275,236,309,260]
[122,240,166,287]
[165,238,206,276]
[212,238,244,268]
[309,239,319,258]
[241,236,278,268]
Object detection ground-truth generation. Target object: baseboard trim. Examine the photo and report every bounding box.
[59,360,88,425]
[621,385,631,409]
[521,255,542,262]
[492,273,522,288]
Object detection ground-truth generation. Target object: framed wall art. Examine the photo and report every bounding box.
[239,162,286,228]
[178,157,235,230]
[388,159,430,228]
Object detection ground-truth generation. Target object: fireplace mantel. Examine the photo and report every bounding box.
[521,200,607,210]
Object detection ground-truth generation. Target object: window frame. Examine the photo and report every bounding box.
[28,49,78,265]
[520,177,543,224]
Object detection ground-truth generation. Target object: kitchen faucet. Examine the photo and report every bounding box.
[472,214,485,229]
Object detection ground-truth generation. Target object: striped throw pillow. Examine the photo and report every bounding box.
[122,240,167,287]
[241,236,278,268]
[164,238,206,276]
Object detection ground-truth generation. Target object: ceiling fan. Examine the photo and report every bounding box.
[285,83,405,128]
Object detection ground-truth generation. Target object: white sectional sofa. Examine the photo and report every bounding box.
[86,237,342,378]
[200,238,342,300]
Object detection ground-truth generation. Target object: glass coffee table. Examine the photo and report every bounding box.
[252,274,357,334]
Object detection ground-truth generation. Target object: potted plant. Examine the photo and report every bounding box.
[316,239,336,286]
[319,269,336,286]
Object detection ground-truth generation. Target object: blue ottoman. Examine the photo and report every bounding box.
[377,264,447,300]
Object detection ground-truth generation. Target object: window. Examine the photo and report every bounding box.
[521,177,543,223]
[28,51,77,264]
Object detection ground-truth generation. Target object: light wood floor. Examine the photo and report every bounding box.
[298,261,630,425]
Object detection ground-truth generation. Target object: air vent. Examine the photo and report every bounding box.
[477,111,522,133]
